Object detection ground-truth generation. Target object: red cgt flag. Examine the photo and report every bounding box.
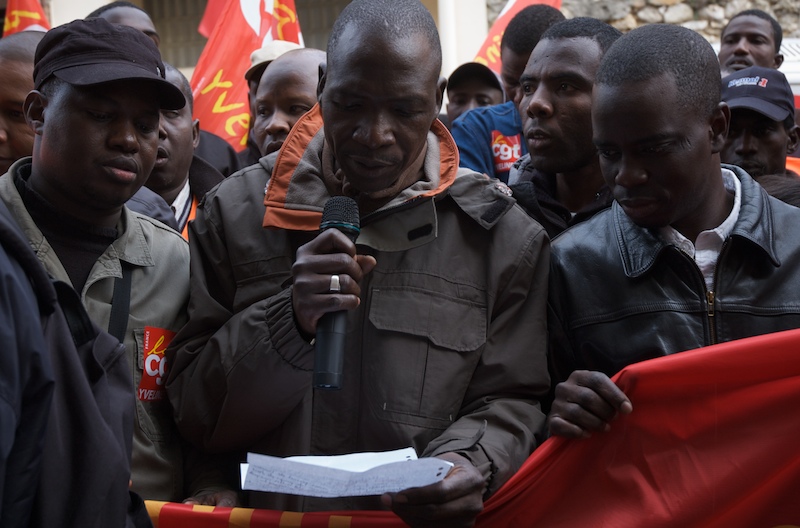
[192,0,303,151]
[473,0,561,75]
[3,0,50,37]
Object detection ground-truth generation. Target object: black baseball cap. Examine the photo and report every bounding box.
[447,62,504,96]
[721,66,794,122]
[33,18,185,110]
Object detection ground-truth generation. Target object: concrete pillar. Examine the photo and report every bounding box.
[47,0,108,26]
[437,0,489,78]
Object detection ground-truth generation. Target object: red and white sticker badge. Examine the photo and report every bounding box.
[137,326,176,402]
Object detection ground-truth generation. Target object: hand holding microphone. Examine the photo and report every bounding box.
[290,196,377,389]
[314,197,360,390]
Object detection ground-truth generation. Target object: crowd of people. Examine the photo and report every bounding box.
[1,1,800,527]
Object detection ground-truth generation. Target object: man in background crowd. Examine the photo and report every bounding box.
[509,18,621,238]
[720,66,799,179]
[238,39,303,168]
[451,4,564,182]
[718,9,783,75]
[443,61,504,127]
[250,48,325,158]
[145,63,224,239]
[0,31,43,176]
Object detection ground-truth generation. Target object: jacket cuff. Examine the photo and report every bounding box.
[264,287,314,370]
[421,421,497,496]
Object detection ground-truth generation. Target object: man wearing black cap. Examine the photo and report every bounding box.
[720,66,800,178]
[0,18,195,504]
[444,62,504,125]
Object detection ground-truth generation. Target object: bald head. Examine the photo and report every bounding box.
[327,0,441,74]
[0,31,44,173]
[253,48,325,156]
[164,63,193,112]
[88,3,160,47]
[268,48,326,78]
[0,30,45,63]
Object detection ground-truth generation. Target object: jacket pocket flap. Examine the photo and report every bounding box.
[369,288,486,352]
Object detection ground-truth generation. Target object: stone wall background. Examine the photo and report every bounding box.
[486,0,800,41]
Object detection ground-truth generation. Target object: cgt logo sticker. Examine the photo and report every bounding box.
[491,131,523,173]
[137,326,176,402]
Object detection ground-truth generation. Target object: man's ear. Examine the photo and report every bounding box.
[710,102,730,154]
[774,53,784,69]
[317,64,326,100]
[24,90,46,135]
[786,122,799,155]
[191,119,200,150]
[435,76,447,116]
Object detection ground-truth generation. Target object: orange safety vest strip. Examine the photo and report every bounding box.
[786,156,800,177]
[181,194,199,241]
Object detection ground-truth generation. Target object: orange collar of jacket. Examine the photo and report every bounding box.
[262,104,459,231]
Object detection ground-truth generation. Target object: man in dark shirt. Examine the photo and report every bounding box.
[450,5,564,182]
[510,18,620,238]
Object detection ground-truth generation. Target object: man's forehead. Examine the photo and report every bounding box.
[525,41,601,81]
[723,16,774,39]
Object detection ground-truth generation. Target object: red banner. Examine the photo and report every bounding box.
[146,328,800,526]
[473,0,562,75]
[198,0,226,39]
[191,0,302,151]
[2,0,50,36]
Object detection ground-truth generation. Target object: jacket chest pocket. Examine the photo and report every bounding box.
[365,287,487,430]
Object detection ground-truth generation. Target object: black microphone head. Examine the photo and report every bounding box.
[320,196,360,242]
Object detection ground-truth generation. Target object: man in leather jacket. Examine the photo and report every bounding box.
[547,24,800,439]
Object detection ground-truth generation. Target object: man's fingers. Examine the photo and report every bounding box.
[548,370,633,437]
[300,228,358,257]
[572,370,633,414]
[356,254,377,275]
[547,414,593,439]
[384,455,484,527]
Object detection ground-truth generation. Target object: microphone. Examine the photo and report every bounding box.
[314,196,360,390]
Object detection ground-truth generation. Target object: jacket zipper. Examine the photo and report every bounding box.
[705,239,731,346]
[706,290,717,345]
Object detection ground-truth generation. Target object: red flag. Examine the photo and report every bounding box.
[479,328,800,526]
[3,0,50,37]
[146,329,800,526]
[197,0,226,38]
[473,0,562,74]
[191,0,303,151]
